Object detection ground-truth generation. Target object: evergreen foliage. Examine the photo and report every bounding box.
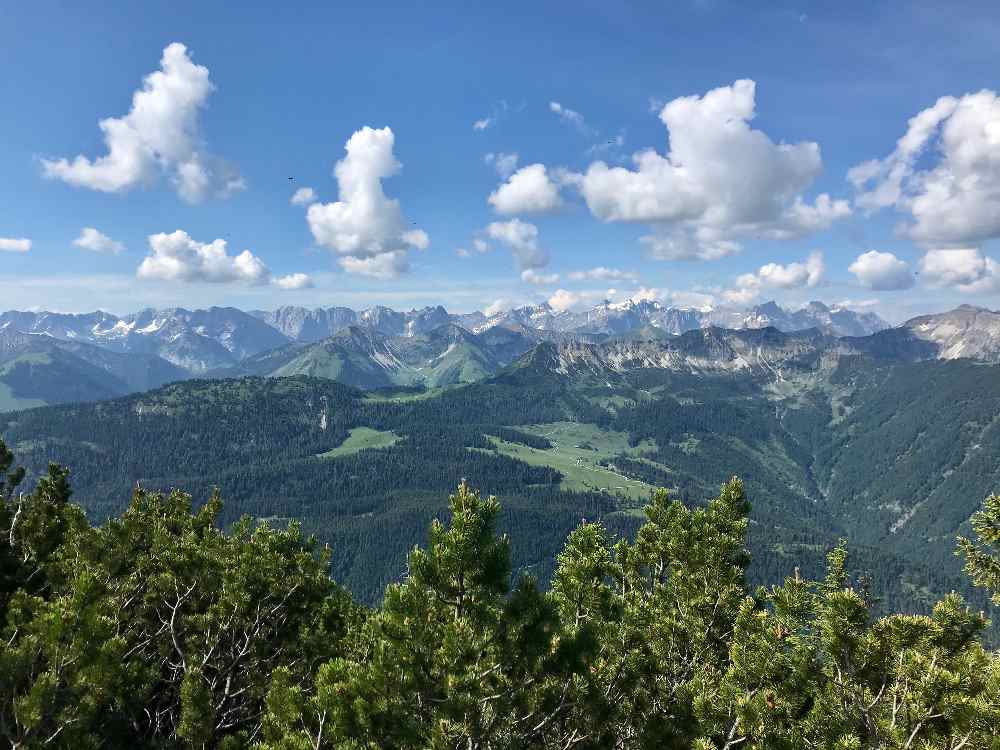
[1,439,998,748]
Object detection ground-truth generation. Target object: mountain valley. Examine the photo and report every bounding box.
[4,305,1000,619]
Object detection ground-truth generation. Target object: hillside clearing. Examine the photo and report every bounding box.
[319,427,400,458]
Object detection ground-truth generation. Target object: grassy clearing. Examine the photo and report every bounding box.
[362,387,447,404]
[486,422,663,501]
[319,427,400,458]
[0,383,46,412]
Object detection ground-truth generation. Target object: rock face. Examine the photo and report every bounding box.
[260,305,453,341]
[474,299,888,338]
[541,327,833,379]
[742,300,886,337]
[901,305,1000,361]
[257,306,358,342]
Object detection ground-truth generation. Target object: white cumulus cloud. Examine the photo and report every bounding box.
[547,289,585,312]
[849,89,1000,245]
[484,298,517,316]
[919,248,1000,294]
[306,126,427,279]
[0,237,31,253]
[546,288,631,312]
[575,80,848,259]
[290,187,317,205]
[486,219,548,270]
[274,273,314,290]
[137,230,269,284]
[724,251,825,304]
[41,43,241,203]
[488,164,563,215]
[73,227,125,254]
[848,251,914,290]
[338,250,410,279]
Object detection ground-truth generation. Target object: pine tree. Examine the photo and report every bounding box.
[957,493,1000,606]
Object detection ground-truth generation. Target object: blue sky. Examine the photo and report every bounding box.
[2,0,999,321]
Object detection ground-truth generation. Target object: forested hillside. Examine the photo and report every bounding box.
[2,441,998,749]
[4,349,1000,615]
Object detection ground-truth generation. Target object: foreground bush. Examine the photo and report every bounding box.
[1,439,998,749]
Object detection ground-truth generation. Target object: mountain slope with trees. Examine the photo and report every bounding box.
[4,341,1000,616]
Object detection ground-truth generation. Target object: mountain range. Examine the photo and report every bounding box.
[4,301,1000,409]
[0,299,889,404]
[2,298,888,361]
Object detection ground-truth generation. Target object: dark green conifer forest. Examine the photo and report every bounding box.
[2,438,999,749]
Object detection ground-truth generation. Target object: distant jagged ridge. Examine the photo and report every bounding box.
[4,303,1000,403]
[1,299,888,372]
[255,298,890,340]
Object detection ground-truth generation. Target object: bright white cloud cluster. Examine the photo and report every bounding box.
[290,187,317,205]
[41,43,242,203]
[74,227,125,254]
[306,126,428,279]
[486,219,548,270]
[0,237,31,253]
[546,286,685,313]
[137,230,269,284]
[484,298,518,316]
[575,80,849,259]
[849,89,1000,245]
[274,273,314,290]
[338,251,410,279]
[725,251,825,304]
[547,289,588,312]
[919,248,1000,294]
[484,152,519,178]
[848,251,914,291]
[488,164,564,215]
[568,267,638,282]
